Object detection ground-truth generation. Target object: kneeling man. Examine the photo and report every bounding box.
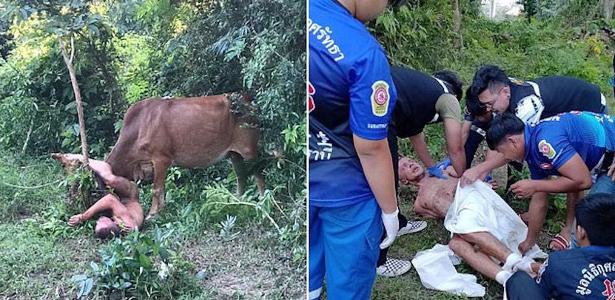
[485,112,615,252]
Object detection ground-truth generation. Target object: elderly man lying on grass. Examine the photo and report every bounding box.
[399,157,539,286]
[52,153,143,238]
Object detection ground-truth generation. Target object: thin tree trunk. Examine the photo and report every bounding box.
[604,0,615,20]
[490,0,496,19]
[21,115,34,155]
[60,37,89,166]
[452,0,462,49]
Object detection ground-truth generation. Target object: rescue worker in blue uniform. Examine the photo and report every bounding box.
[506,193,615,300]
[461,65,608,251]
[376,66,465,277]
[485,112,615,255]
[308,0,404,298]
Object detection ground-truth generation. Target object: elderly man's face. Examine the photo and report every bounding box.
[95,216,121,238]
[399,157,424,184]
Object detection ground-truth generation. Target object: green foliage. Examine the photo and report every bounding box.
[83,226,200,298]
[65,165,98,210]
[0,151,64,220]
[217,214,240,241]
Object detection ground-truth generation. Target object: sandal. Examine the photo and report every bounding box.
[549,234,570,251]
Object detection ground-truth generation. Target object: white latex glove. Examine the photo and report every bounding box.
[380,207,399,249]
[514,255,536,275]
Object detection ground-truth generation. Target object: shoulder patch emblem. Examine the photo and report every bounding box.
[308,82,315,113]
[371,80,390,117]
[538,139,556,160]
[510,77,525,85]
[540,163,553,170]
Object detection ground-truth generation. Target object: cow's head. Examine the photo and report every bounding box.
[51,153,85,173]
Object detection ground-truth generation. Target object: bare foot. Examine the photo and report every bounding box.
[68,214,84,226]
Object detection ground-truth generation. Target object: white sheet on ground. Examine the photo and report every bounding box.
[412,181,547,297]
[412,243,485,297]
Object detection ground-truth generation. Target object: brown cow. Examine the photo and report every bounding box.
[56,93,265,219]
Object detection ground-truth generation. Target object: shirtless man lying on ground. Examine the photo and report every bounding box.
[399,157,535,285]
[52,154,143,238]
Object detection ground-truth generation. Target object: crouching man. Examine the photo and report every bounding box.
[506,193,615,300]
[52,153,143,238]
[399,157,538,285]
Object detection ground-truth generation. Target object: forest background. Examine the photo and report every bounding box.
[0,0,305,299]
[371,0,615,298]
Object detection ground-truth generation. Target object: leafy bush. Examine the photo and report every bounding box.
[77,226,200,298]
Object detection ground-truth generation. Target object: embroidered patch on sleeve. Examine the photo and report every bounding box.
[371,80,390,117]
[308,82,315,113]
[510,77,525,85]
[540,163,553,170]
[538,139,556,159]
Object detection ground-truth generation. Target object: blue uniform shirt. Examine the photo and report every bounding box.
[536,246,615,299]
[308,0,396,207]
[524,112,615,180]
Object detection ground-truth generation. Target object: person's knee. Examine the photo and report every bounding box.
[448,235,466,252]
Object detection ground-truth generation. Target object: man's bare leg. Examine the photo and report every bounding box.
[457,232,512,262]
[87,159,138,200]
[552,191,583,249]
[448,235,503,279]
[521,192,549,254]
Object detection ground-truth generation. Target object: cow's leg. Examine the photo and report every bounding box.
[230,152,247,196]
[254,171,265,197]
[147,158,171,219]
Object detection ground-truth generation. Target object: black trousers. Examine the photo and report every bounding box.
[377,128,408,266]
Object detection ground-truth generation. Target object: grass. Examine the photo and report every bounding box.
[0,152,305,299]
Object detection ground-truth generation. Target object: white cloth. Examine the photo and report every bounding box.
[412,244,486,297]
[444,181,546,259]
[412,181,547,297]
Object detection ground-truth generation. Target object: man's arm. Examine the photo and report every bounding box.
[409,132,435,168]
[354,135,399,249]
[68,194,125,226]
[354,135,397,214]
[511,154,592,197]
[519,192,548,254]
[532,154,591,193]
[443,118,466,177]
[461,152,507,186]
[461,120,472,145]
